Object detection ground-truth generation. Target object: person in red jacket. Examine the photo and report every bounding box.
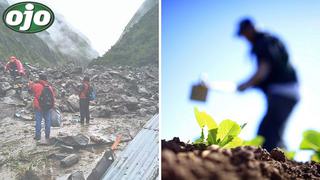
[79,76,91,125]
[5,56,26,81]
[29,74,55,141]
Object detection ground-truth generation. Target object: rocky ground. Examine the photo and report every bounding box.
[0,63,158,179]
[162,138,320,180]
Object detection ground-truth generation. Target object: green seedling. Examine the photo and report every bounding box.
[299,130,320,162]
[243,135,265,147]
[193,107,244,148]
[281,149,296,161]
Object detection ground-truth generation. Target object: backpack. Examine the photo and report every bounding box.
[39,85,54,111]
[9,61,18,72]
[87,86,96,101]
[50,109,61,127]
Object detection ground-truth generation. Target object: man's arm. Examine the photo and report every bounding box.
[4,62,10,71]
[238,60,270,91]
[50,85,56,97]
[28,81,34,94]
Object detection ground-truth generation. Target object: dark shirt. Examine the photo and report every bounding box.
[251,32,298,92]
[79,81,90,99]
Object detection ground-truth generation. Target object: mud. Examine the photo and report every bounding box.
[0,61,158,179]
[162,138,320,180]
[0,102,152,179]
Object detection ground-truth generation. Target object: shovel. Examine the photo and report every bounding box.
[190,81,237,102]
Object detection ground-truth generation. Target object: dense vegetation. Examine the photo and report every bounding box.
[91,3,159,67]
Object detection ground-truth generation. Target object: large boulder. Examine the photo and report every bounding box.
[0,82,12,91]
[56,134,89,147]
[91,105,112,118]
[67,94,79,112]
[122,95,139,111]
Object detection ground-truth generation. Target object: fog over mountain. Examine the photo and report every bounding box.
[37,13,99,65]
[1,0,98,66]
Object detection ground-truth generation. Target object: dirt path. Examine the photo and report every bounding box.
[0,102,151,179]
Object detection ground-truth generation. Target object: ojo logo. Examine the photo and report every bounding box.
[3,2,54,33]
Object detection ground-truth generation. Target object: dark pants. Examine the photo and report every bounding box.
[80,98,90,124]
[258,94,298,151]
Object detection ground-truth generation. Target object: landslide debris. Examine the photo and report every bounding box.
[0,63,158,119]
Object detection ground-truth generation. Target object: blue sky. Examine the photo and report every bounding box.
[161,0,320,161]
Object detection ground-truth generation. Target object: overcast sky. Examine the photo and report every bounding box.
[7,0,145,55]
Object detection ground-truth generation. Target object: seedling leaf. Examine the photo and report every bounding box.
[243,136,265,147]
[207,128,218,145]
[194,107,205,128]
[194,128,205,144]
[194,107,217,129]
[299,130,320,151]
[284,151,296,161]
[278,148,296,160]
[217,119,241,145]
[311,153,320,163]
[224,137,243,148]
[193,108,245,148]
[204,114,218,130]
[218,135,234,147]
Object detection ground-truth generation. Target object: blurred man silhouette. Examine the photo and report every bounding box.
[237,18,299,151]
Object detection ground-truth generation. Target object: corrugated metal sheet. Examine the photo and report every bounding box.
[102,114,159,180]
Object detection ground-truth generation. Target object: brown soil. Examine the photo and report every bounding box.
[162,138,320,180]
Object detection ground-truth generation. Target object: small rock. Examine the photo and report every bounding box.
[270,148,286,162]
[19,169,40,180]
[90,135,107,144]
[138,108,147,116]
[67,171,85,180]
[61,154,80,167]
[6,89,16,96]
[67,94,79,112]
[147,106,157,114]
[0,82,11,91]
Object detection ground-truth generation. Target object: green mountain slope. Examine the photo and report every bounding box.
[0,4,68,66]
[91,1,158,67]
[122,0,157,35]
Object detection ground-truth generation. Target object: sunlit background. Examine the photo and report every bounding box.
[161,0,320,161]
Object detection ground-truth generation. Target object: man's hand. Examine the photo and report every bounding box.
[237,82,249,92]
[237,61,270,92]
[28,80,33,86]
